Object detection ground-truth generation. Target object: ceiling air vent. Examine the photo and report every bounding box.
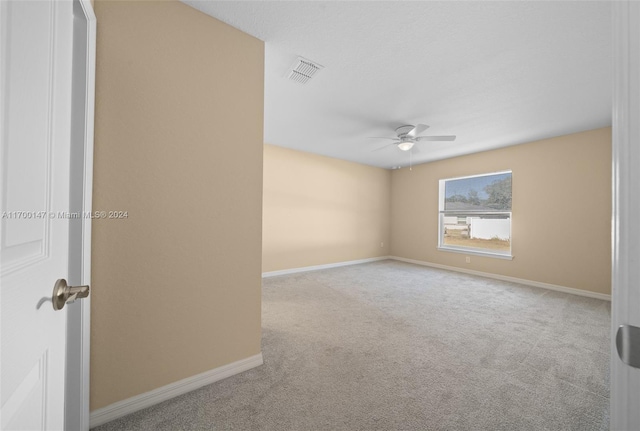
[287,57,324,84]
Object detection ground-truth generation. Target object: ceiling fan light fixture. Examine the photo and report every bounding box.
[398,141,414,151]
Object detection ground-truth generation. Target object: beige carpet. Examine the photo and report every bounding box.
[94,260,610,430]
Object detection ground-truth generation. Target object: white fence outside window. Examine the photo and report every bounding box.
[468,217,510,240]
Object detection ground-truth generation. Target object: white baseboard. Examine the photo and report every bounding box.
[389,256,611,301]
[262,256,390,278]
[89,353,264,428]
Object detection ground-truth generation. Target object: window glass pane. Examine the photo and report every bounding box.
[444,172,512,211]
[441,213,511,254]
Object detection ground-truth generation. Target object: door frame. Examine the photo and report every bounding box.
[611,1,640,430]
[65,0,96,429]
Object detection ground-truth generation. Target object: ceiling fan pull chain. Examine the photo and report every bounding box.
[410,150,413,171]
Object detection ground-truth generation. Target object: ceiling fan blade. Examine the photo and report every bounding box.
[368,137,400,141]
[371,143,396,152]
[406,124,429,138]
[416,135,457,142]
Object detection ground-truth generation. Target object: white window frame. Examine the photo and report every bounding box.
[437,170,513,260]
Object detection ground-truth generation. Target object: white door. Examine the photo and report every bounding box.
[1,1,75,429]
[612,1,640,430]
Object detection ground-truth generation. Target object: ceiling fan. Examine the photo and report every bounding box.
[370,124,456,151]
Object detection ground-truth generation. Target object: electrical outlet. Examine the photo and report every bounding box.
[380,242,384,248]
[465,256,471,263]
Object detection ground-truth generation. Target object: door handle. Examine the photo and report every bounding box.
[52,279,90,311]
[616,324,640,369]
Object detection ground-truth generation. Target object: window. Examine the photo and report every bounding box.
[438,171,512,259]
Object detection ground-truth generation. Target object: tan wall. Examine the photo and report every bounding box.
[91,1,264,410]
[391,128,612,295]
[263,144,391,272]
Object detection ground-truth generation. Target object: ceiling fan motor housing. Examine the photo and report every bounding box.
[395,125,415,137]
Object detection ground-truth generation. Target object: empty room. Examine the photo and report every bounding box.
[3,0,640,431]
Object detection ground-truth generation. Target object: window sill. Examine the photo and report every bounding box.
[437,246,514,261]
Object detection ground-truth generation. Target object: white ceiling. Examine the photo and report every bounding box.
[183,1,612,169]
